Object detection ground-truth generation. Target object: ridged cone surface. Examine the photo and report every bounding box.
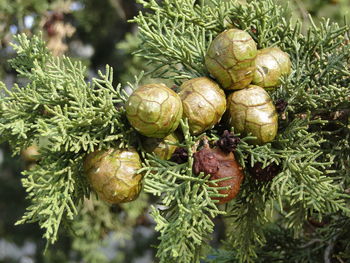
[205,29,257,90]
[193,147,244,204]
[227,85,278,144]
[143,132,180,160]
[179,77,226,135]
[126,84,183,138]
[84,148,142,204]
[253,47,291,88]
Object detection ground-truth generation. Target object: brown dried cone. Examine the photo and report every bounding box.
[143,132,180,160]
[193,146,244,204]
[205,29,257,90]
[83,148,142,204]
[252,47,291,88]
[126,84,183,138]
[227,85,278,144]
[178,77,226,135]
[42,12,75,56]
[307,217,329,228]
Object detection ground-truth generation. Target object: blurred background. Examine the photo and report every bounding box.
[0,0,349,262]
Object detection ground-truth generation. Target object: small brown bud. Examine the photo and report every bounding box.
[248,162,281,182]
[170,147,189,164]
[275,99,288,114]
[216,130,241,153]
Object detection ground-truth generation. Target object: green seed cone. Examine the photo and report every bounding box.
[227,85,278,144]
[253,47,292,88]
[178,77,226,135]
[83,148,142,204]
[126,84,183,138]
[205,29,257,90]
[143,132,180,160]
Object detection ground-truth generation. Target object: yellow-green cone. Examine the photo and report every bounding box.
[126,84,183,138]
[253,47,291,88]
[227,85,278,144]
[179,77,226,135]
[84,148,142,204]
[143,132,180,160]
[205,29,257,90]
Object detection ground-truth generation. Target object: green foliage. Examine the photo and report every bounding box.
[133,0,350,262]
[288,0,350,26]
[16,151,83,244]
[221,118,348,262]
[131,0,229,81]
[207,214,350,263]
[73,0,139,76]
[116,33,146,83]
[70,194,149,263]
[0,0,48,27]
[2,34,134,154]
[0,0,349,263]
[140,120,226,263]
[257,215,350,263]
[0,33,139,245]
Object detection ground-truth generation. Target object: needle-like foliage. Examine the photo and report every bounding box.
[0,33,140,244]
[140,120,227,263]
[0,0,349,262]
[133,0,349,262]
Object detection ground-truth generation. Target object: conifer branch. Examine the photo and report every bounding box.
[15,152,85,244]
[0,0,348,261]
[0,34,137,245]
[134,0,350,262]
[141,119,226,263]
[131,0,240,81]
[70,194,149,263]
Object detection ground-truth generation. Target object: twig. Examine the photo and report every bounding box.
[336,255,345,263]
[298,238,323,248]
[324,234,341,263]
